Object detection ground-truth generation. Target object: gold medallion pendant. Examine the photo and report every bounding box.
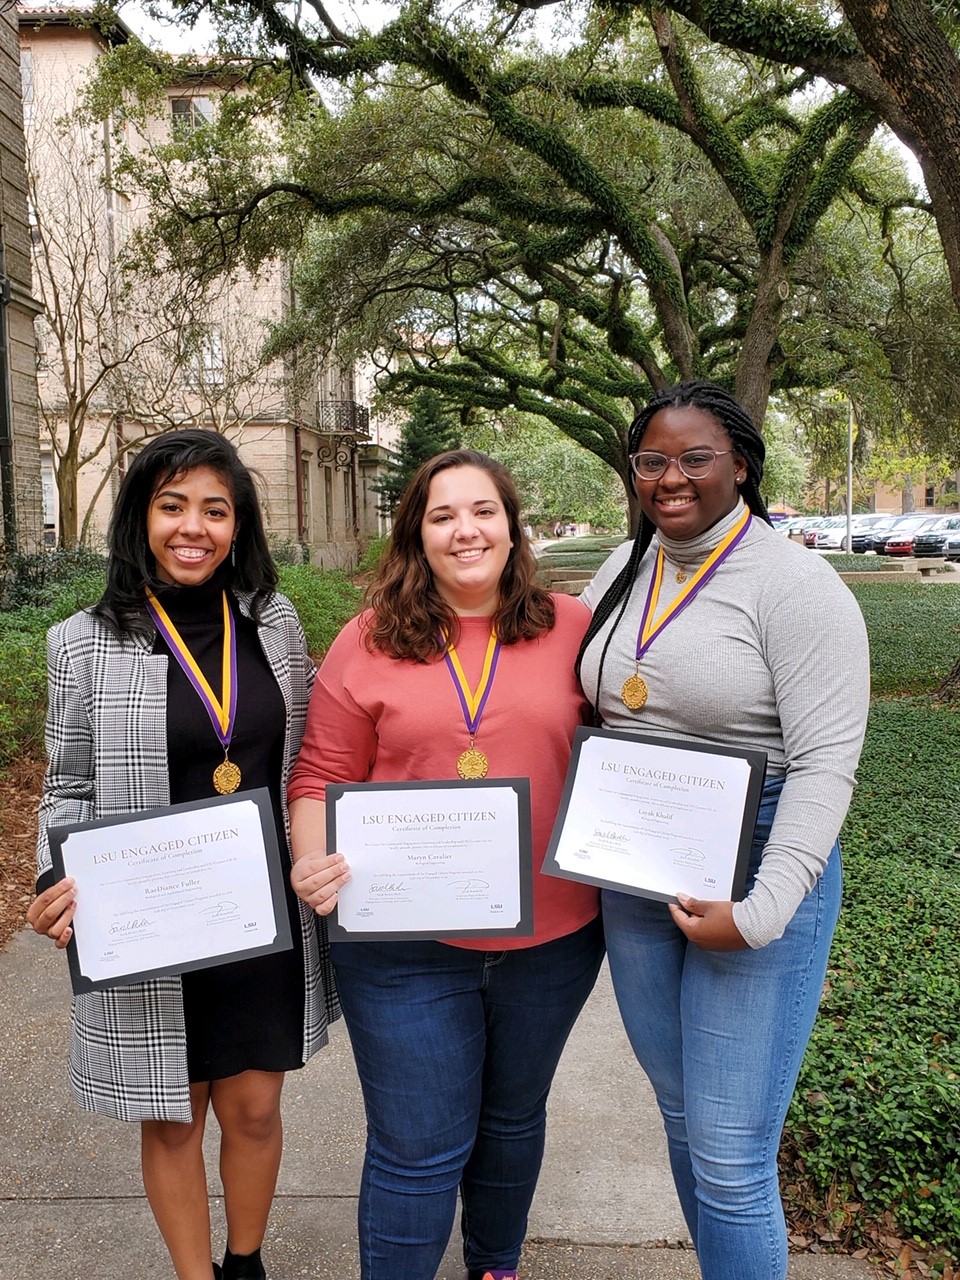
[213,759,242,794]
[457,747,489,780]
[621,673,648,711]
[675,570,688,584]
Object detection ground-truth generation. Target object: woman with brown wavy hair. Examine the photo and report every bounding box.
[287,448,605,1280]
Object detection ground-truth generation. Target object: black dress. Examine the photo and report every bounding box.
[151,569,306,1082]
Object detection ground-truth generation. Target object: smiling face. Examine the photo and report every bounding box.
[420,465,512,615]
[146,465,237,586]
[634,405,746,542]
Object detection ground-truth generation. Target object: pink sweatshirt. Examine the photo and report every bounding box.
[289,593,599,949]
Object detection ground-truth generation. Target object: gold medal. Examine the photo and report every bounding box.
[457,747,489,779]
[213,758,242,794]
[621,673,648,711]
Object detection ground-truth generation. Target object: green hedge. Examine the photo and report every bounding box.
[849,582,960,694]
[276,564,361,656]
[0,561,361,766]
[784,697,960,1253]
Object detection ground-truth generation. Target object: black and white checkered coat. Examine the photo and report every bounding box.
[36,591,340,1123]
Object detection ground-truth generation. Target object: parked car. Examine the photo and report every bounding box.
[944,531,960,562]
[847,514,896,553]
[815,515,879,552]
[913,514,960,557]
[879,514,944,556]
[778,517,807,536]
[803,518,830,547]
[814,517,849,550]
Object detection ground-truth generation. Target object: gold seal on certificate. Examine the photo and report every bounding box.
[621,673,648,711]
[457,747,489,779]
[213,759,242,794]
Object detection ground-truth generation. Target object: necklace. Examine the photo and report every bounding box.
[146,589,241,793]
[621,509,752,711]
[441,628,501,779]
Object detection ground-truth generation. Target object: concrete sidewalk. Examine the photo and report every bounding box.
[0,929,875,1280]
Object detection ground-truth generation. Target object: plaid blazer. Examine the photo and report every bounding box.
[37,591,340,1123]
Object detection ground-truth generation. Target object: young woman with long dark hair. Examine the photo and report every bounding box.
[27,430,338,1280]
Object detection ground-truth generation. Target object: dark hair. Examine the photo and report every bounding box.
[364,448,555,660]
[93,429,278,635]
[575,380,772,697]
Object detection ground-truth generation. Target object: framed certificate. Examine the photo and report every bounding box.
[48,788,293,994]
[543,727,767,903]
[325,778,534,941]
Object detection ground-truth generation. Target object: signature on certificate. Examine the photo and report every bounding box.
[447,878,490,894]
[108,916,154,936]
[200,900,239,919]
[670,845,705,867]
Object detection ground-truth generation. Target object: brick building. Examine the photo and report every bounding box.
[18,5,395,562]
[1,1,42,554]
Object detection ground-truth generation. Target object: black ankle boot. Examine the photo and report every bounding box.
[222,1247,266,1280]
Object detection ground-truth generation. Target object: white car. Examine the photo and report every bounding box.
[815,517,864,551]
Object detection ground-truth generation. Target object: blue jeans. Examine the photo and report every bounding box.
[603,776,841,1280]
[331,918,604,1280]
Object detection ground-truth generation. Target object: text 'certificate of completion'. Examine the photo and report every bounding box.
[49,788,292,994]
[544,728,766,903]
[326,778,533,941]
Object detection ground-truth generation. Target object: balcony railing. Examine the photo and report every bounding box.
[317,400,371,439]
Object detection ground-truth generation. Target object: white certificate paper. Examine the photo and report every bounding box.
[49,789,293,993]
[326,779,533,940]
[544,728,766,903]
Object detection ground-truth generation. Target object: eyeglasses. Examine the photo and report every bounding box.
[629,449,735,481]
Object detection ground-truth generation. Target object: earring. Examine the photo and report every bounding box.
[231,541,236,566]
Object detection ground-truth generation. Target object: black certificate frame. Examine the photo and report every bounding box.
[326,777,534,942]
[543,726,767,905]
[49,787,293,995]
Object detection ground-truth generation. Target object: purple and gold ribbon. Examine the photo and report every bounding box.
[635,507,752,663]
[442,629,501,738]
[146,589,237,752]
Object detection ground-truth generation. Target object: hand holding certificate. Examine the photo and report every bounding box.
[48,788,293,993]
[544,727,766,904]
[325,779,533,940]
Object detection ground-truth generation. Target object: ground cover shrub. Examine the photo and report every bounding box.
[784,698,960,1255]
[849,582,960,694]
[0,624,49,766]
[822,553,891,572]
[356,536,389,576]
[276,564,361,656]
[3,548,106,612]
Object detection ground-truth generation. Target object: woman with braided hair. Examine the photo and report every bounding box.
[578,381,869,1280]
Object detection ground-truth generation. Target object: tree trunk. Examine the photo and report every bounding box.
[57,446,79,549]
[841,0,960,313]
[901,484,915,513]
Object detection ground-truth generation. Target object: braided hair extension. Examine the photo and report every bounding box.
[575,380,773,715]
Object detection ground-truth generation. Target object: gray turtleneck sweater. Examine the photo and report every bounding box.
[580,502,870,948]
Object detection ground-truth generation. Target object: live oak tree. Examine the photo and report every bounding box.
[92,0,946,529]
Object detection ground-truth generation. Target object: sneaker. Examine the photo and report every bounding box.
[469,1271,519,1280]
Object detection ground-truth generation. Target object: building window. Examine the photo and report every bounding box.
[34,317,49,371]
[925,486,936,508]
[27,198,41,249]
[323,465,334,541]
[300,455,311,542]
[171,95,214,136]
[21,49,34,126]
[187,327,224,388]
